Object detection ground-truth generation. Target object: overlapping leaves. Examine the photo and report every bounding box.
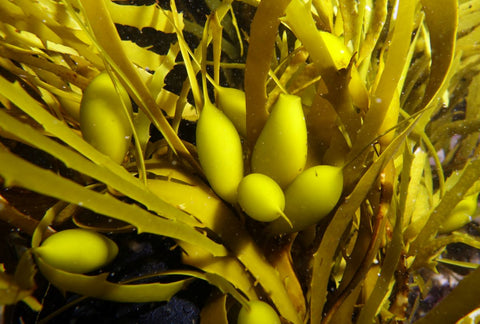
[1,0,479,323]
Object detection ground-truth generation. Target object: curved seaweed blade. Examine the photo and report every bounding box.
[35,256,191,303]
[419,0,458,109]
[0,146,228,257]
[347,0,416,162]
[244,0,292,145]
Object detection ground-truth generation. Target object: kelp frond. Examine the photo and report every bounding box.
[1,0,480,323]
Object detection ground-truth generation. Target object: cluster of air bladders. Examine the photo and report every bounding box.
[30,72,339,276]
[76,71,479,238]
[196,87,343,235]
[39,70,478,274]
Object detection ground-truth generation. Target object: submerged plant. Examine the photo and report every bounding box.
[1,0,480,323]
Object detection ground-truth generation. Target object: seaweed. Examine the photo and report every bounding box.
[1,0,480,323]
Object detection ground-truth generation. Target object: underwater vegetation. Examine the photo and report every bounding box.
[1,0,480,323]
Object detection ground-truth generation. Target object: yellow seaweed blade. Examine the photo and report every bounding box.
[35,255,191,303]
[348,0,416,161]
[284,0,336,73]
[0,144,228,257]
[420,0,458,109]
[200,294,229,324]
[180,241,258,301]
[244,0,292,145]
[0,253,42,311]
[0,0,102,66]
[106,1,182,33]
